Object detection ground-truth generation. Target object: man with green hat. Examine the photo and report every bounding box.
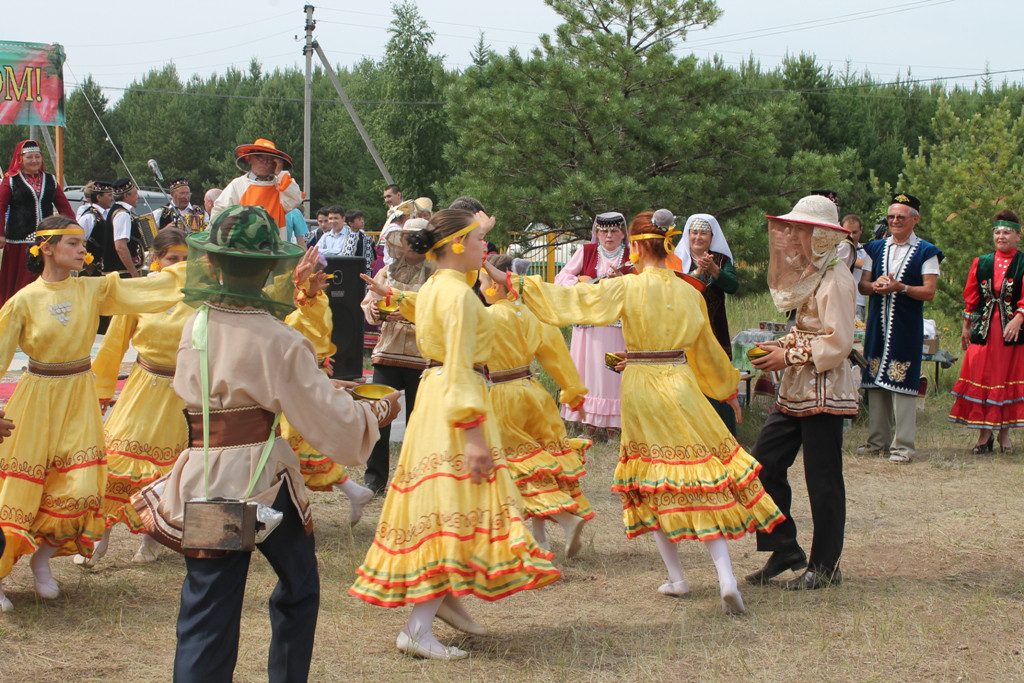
[132,205,399,682]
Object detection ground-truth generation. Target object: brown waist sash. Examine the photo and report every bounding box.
[622,349,688,364]
[186,406,279,449]
[27,357,91,377]
[137,356,175,378]
[488,365,533,383]
[424,359,488,376]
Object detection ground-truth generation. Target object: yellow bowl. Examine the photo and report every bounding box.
[377,299,399,313]
[746,347,770,361]
[352,383,397,400]
[604,352,624,369]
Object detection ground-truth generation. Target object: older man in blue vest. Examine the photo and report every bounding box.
[857,193,943,463]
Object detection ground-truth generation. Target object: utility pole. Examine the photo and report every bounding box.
[301,4,315,218]
[313,42,393,185]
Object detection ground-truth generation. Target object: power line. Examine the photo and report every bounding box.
[64,10,294,48]
[687,0,956,48]
[65,81,444,106]
[67,29,296,69]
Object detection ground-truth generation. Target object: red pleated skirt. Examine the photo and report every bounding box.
[0,243,37,307]
[949,310,1024,429]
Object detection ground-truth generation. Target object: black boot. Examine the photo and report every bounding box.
[744,548,807,586]
[781,566,843,590]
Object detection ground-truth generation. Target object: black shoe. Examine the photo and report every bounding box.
[745,549,807,586]
[781,567,843,591]
[364,479,387,497]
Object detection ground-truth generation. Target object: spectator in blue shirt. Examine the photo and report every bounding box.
[284,207,310,248]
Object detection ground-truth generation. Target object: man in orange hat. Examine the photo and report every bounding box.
[211,138,302,228]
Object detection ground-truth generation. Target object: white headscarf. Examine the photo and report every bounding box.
[675,213,733,274]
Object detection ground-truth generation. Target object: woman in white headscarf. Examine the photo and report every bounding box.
[674,212,740,433]
[553,212,635,437]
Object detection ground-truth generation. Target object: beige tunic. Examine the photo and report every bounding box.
[774,265,860,416]
[360,265,427,369]
[133,305,381,552]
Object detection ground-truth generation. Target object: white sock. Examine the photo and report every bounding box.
[704,537,737,592]
[140,534,160,552]
[30,542,60,584]
[338,479,373,501]
[550,511,579,535]
[0,581,11,611]
[653,530,685,583]
[94,528,111,558]
[531,517,548,547]
[406,596,444,642]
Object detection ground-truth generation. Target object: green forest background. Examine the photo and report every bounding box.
[3,0,1022,315]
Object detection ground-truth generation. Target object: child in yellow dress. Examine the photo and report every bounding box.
[0,215,184,610]
[478,254,595,558]
[350,209,558,660]
[73,229,191,567]
[491,211,785,614]
[281,266,375,525]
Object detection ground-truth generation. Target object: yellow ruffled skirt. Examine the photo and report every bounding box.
[349,370,559,607]
[0,372,107,577]
[281,417,350,491]
[613,363,784,541]
[101,363,187,530]
[491,378,594,520]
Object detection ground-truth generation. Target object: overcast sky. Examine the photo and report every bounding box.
[4,0,1020,98]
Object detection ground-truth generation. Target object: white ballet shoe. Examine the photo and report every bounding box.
[72,540,108,568]
[563,516,587,560]
[721,585,747,615]
[347,486,375,527]
[132,543,160,564]
[0,587,13,612]
[435,600,488,636]
[657,579,692,597]
[396,630,468,661]
[33,575,60,600]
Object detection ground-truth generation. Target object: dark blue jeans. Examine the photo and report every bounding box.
[173,486,319,682]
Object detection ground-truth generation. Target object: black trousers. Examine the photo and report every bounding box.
[364,363,422,491]
[753,410,846,572]
[173,487,320,683]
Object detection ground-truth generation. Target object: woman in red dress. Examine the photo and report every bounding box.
[0,139,75,305]
[949,209,1024,453]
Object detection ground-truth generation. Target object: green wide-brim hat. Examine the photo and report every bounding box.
[188,204,305,259]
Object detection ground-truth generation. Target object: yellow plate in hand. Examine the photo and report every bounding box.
[604,352,624,370]
[746,347,770,360]
[377,299,399,313]
[353,383,397,400]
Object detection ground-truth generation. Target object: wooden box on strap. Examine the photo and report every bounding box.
[182,499,259,552]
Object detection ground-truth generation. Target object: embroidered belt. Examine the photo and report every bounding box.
[185,406,280,449]
[622,349,688,365]
[137,356,176,378]
[27,357,92,377]
[488,365,533,383]
[424,359,488,376]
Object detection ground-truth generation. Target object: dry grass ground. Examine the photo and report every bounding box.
[2,390,1023,682]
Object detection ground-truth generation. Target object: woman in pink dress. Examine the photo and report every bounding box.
[554,212,634,437]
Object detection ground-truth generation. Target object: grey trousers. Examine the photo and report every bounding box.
[865,388,917,457]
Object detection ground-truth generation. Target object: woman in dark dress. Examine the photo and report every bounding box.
[675,213,739,432]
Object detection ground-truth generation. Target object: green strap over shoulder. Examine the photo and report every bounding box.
[191,305,280,501]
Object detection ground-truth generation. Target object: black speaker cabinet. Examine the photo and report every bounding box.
[323,256,366,380]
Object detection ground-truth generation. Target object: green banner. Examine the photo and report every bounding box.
[0,41,65,126]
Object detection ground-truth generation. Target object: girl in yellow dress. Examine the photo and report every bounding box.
[478,254,595,558]
[492,211,784,614]
[74,229,191,567]
[350,209,558,660]
[0,216,184,610]
[281,269,375,525]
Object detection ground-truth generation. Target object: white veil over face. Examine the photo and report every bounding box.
[766,221,847,312]
[674,213,733,273]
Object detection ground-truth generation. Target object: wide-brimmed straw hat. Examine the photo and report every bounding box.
[234,138,293,171]
[766,194,848,233]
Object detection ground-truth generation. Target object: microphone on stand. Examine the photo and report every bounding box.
[147,159,164,181]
